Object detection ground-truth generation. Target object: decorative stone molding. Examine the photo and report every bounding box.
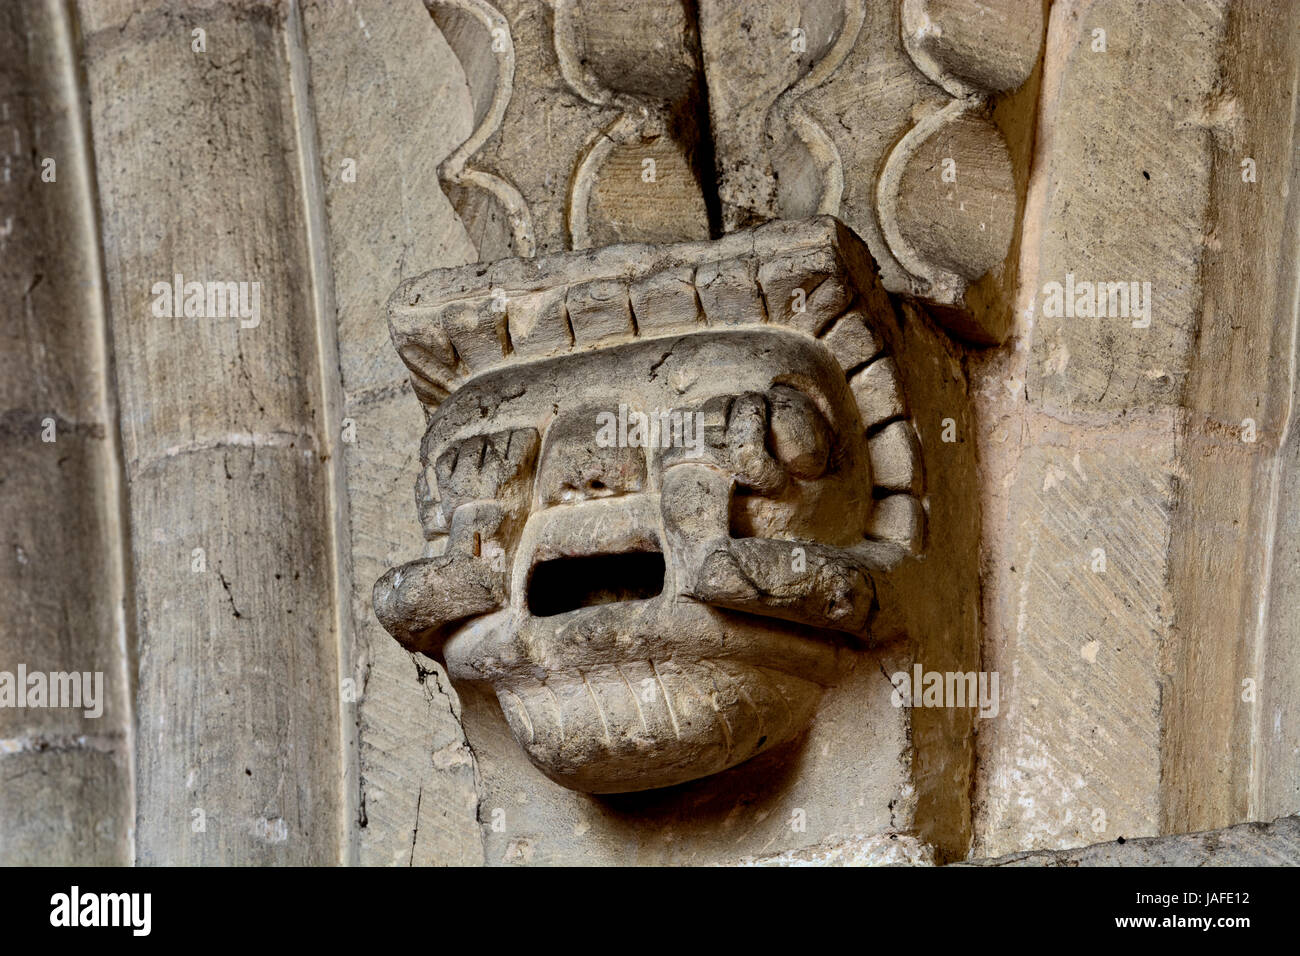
[429,0,536,256]
[698,0,1045,343]
[430,0,713,260]
[876,101,1017,309]
[556,0,714,249]
[900,0,1041,98]
[429,0,1042,343]
[875,0,1041,330]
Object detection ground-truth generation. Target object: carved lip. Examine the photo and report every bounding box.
[516,494,663,571]
[442,595,853,691]
[445,492,857,689]
[493,656,824,794]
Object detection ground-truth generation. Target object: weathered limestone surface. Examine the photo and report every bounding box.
[972,0,1227,857]
[967,814,1300,867]
[78,0,342,863]
[1164,0,1300,833]
[299,0,484,866]
[0,0,133,864]
[5,0,1297,869]
[972,0,1300,857]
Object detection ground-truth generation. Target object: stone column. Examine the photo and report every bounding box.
[0,0,133,866]
[77,0,345,864]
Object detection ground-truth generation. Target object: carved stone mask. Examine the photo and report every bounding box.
[374,217,924,793]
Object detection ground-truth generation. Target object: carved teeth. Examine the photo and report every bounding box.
[506,287,571,358]
[867,493,924,554]
[629,265,701,334]
[868,420,922,494]
[566,278,634,345]
[849,356,907,429]
[820,307,884,373]
[390,217,880,383]
[444,298,511,371]
[758,246,851,336]
[696,257,764,327]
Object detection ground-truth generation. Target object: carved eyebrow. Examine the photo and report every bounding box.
[427,425,527,469]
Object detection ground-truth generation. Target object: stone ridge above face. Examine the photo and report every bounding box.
[387,215,886,408]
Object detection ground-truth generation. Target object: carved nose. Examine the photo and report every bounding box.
[534,441,648,507]
[533,401,663,507]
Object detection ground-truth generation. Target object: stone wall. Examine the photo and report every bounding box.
[1,0,1297,866]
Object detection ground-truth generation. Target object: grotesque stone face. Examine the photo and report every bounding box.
[375,217,924,793]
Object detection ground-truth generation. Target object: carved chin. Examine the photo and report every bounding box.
[494,659,822,794]
[441,593,851,792]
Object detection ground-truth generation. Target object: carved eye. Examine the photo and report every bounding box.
[766,385,830,480]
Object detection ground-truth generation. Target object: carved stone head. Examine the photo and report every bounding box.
[374,217,924,793]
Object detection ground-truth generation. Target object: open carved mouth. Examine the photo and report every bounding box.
[526,551,666,617]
